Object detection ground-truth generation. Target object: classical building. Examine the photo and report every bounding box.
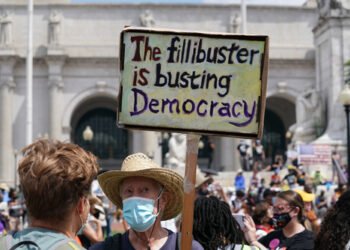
[0,0,349,184]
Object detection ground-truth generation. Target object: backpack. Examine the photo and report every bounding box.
[0,232,82,250]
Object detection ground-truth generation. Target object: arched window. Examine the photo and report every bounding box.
[73,108,128,160]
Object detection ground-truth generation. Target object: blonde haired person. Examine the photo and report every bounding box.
[0,139,99,249]
[90,152,203,250]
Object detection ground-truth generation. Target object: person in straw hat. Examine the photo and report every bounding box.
[90,152,203,250]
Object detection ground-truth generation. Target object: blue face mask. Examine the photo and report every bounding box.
[122,190,163,232]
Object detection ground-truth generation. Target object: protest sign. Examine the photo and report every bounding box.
[117,27,269,249]
[118,27,269,138]
[298,144,332,166]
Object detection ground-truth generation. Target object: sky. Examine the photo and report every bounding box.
[71,0,307,6]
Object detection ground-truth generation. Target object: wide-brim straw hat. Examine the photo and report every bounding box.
[98,153,184,221]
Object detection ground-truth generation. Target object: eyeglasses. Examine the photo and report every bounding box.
[273,205,294,213]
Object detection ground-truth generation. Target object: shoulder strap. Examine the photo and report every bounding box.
[0,232,40,250]
[176,232,181,250]
[1,231,81,250]
[104,233,122,250]
[9,240,41,250]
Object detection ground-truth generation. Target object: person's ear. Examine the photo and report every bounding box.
[77,197,89,214]
[159,191,169,209]
[290,206,300,218]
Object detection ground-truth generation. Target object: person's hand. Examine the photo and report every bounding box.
[214,182,223,192]
[243,215,268,249]
[242,214,257,244]
[89,217,102,227]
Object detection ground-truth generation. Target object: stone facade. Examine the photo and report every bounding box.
[0,1,349,184]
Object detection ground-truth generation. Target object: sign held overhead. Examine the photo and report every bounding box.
[118,27,269,138]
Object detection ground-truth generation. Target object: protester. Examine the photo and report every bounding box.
[0,183,9,204]
[315,190,328,219]
[315,189,350,250]
[88,196,107,232]
[295,189,320,234]
[252,140,265,171]
[234,170,246,192]
[252,201,274,239]
[270,168,282,188]
[237,140,251,171]
[244,190,314,249]
[206,136,215,169]
[8,187,24,234]
[282,166,298,189]
[90,152,203,250]
[312,170,324,191]
[262,188,278,206]
[231,189,246,214]
[195,168,213,198]
[250,168,261,190]
[0,139,99,249]
[0,191,9,235]
[193,196,264,249]
[331,184,346,206]
[78,196,104,248]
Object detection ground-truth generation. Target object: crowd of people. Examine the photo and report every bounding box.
[0,138,349,249]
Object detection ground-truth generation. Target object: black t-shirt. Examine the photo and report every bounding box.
[259,229,314,250]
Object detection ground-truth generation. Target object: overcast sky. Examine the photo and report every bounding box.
[71,0,306,6]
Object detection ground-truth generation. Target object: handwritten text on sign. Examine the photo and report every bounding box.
[118,28,268,137]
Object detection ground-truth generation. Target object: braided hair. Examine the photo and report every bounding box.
[315,190,350,250]
[193,196,246,250]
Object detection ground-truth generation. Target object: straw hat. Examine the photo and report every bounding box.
[98,153,184,221]
[195,169,213,189]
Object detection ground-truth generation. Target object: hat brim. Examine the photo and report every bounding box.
[98,168,184,221]
[295,189,315,202]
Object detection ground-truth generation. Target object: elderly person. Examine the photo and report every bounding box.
[90,152,203,250]
[0,139,99,249]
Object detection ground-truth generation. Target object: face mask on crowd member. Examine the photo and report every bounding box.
[272,197,300,230]
[122,188,164,232]
[272,212,292,229]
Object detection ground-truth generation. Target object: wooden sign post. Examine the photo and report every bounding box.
[117,27,269,250]
[181,134,200,249]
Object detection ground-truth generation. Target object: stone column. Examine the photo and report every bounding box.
[218,137,241,171]
[0,55,16,184]
[46,54,65,140]
[131,131,161,165]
